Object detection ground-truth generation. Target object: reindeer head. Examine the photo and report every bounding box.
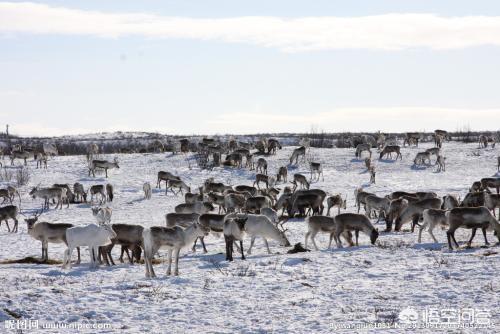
[24,210,42,229]
[91,207,101,216]
[113,157,120,168]
[277,224,291,247]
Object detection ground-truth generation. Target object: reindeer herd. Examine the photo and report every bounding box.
[0,132,500,278]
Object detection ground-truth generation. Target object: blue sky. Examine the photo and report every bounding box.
[1,1,500,136]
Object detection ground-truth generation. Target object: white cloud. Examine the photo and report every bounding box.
[1,2,500,51]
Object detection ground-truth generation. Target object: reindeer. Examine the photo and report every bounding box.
[436,155,446,172]
[185,192,203,204]
[242,214,290,254]
[91,206,112,224]
[355,143,372,159]
[393,197,442,232]
[369,166,376,184]
[35,152,48,169]
[354,188,374,213]
[277,166,288,183]
[480,177,500,194]
[223,214,248,261]
[0,205,19,232]
[29,186,65,210]
[143,223,209,276]
[224,193,247,213]
[292,173,310,191]
[289,146,306,165]
[86,143,99,161]
[304,216,354,250]
[166,180,191,196]
[52,184,73,207]
[326,194,347,215]
[365,194,390,221]
[1,186,20,205]
[334,213,379,247]
[484,192,500,218]
[413,152,431,166]
[62,224,117,269]
[256,158,268,175]
[310,162,324,181]
[245,196,272,213]
[379,145,402,160]
[10,150,32,166]
[246,154,255,170]
[157,171,181,189]
[233,185,258,196]
[267,139,282,155]
[73,183,87,203]
[288,193,323,217]
[225,152,243,168]
[446,207,500,250]
[417,209,448,243]
[460,191,485,208]
[403,132,421,147]
[442,195,460,210]
[253,174,275,189]
[469,181,482,193]
[99,224,144,266]
[25,211,81,262]
[88,158,119,178]
[425,147,441,162]
[207,192,226,214]
[143,182,152,200]
[89,185,107,204]
[175,201,214,214]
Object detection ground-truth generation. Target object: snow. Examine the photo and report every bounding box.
[0,141,499,333]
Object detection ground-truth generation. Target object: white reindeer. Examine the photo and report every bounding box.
[62,224,117,269]
[143,182,152,200]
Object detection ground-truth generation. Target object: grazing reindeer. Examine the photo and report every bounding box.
[369,165,376,184]
[256,158,268,175]
[225,152,243,168]
[106,184,114,202]
[185,192,203,204]
[62,224,117,269]
[242,214,290,254]
[73,183,87,203]
[413,152,431,166]
[292,173,310,191]
[288,193,323,217]
[224,193,247,213]
[305,216,354,250]
[403,132,421,147]
[142,223,209,277]
[334,213,379,247]
[89,185,107,204]
[223,214,248,261]
[143,182,152,200]
[460,191,485,208]
[326,194,346,215]
[379,145,402,160]
[1,186,20,205]
[245,154,255,170]
[365,194,390,221]
[25,211,80,262]
[0,205,19,232]
[436,155,446,172]
[289,146,306,164]
[355,143,372,159]
[166,180,191,196]
[233,185,257,196]
[446,207,500,250]
[92,206,112,224]
[253,174,275,189]
[418,209,448,243]
[88,158,119,178]
[393,197,442,232]
[310,162,324,181]
[157,171,181,189]
[277,166,288,183]
[267,139,282,155]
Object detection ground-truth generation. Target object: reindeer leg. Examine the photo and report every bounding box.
[240,240,245,260]
[467,228,477,248]
[174,248,180,276]
[248,237,255,255]
[355,230,359,246]
[482,227,489,246]
[166,249,172,275]
[200,237,207,253]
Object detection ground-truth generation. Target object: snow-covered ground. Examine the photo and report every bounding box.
[0,141,499,333]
